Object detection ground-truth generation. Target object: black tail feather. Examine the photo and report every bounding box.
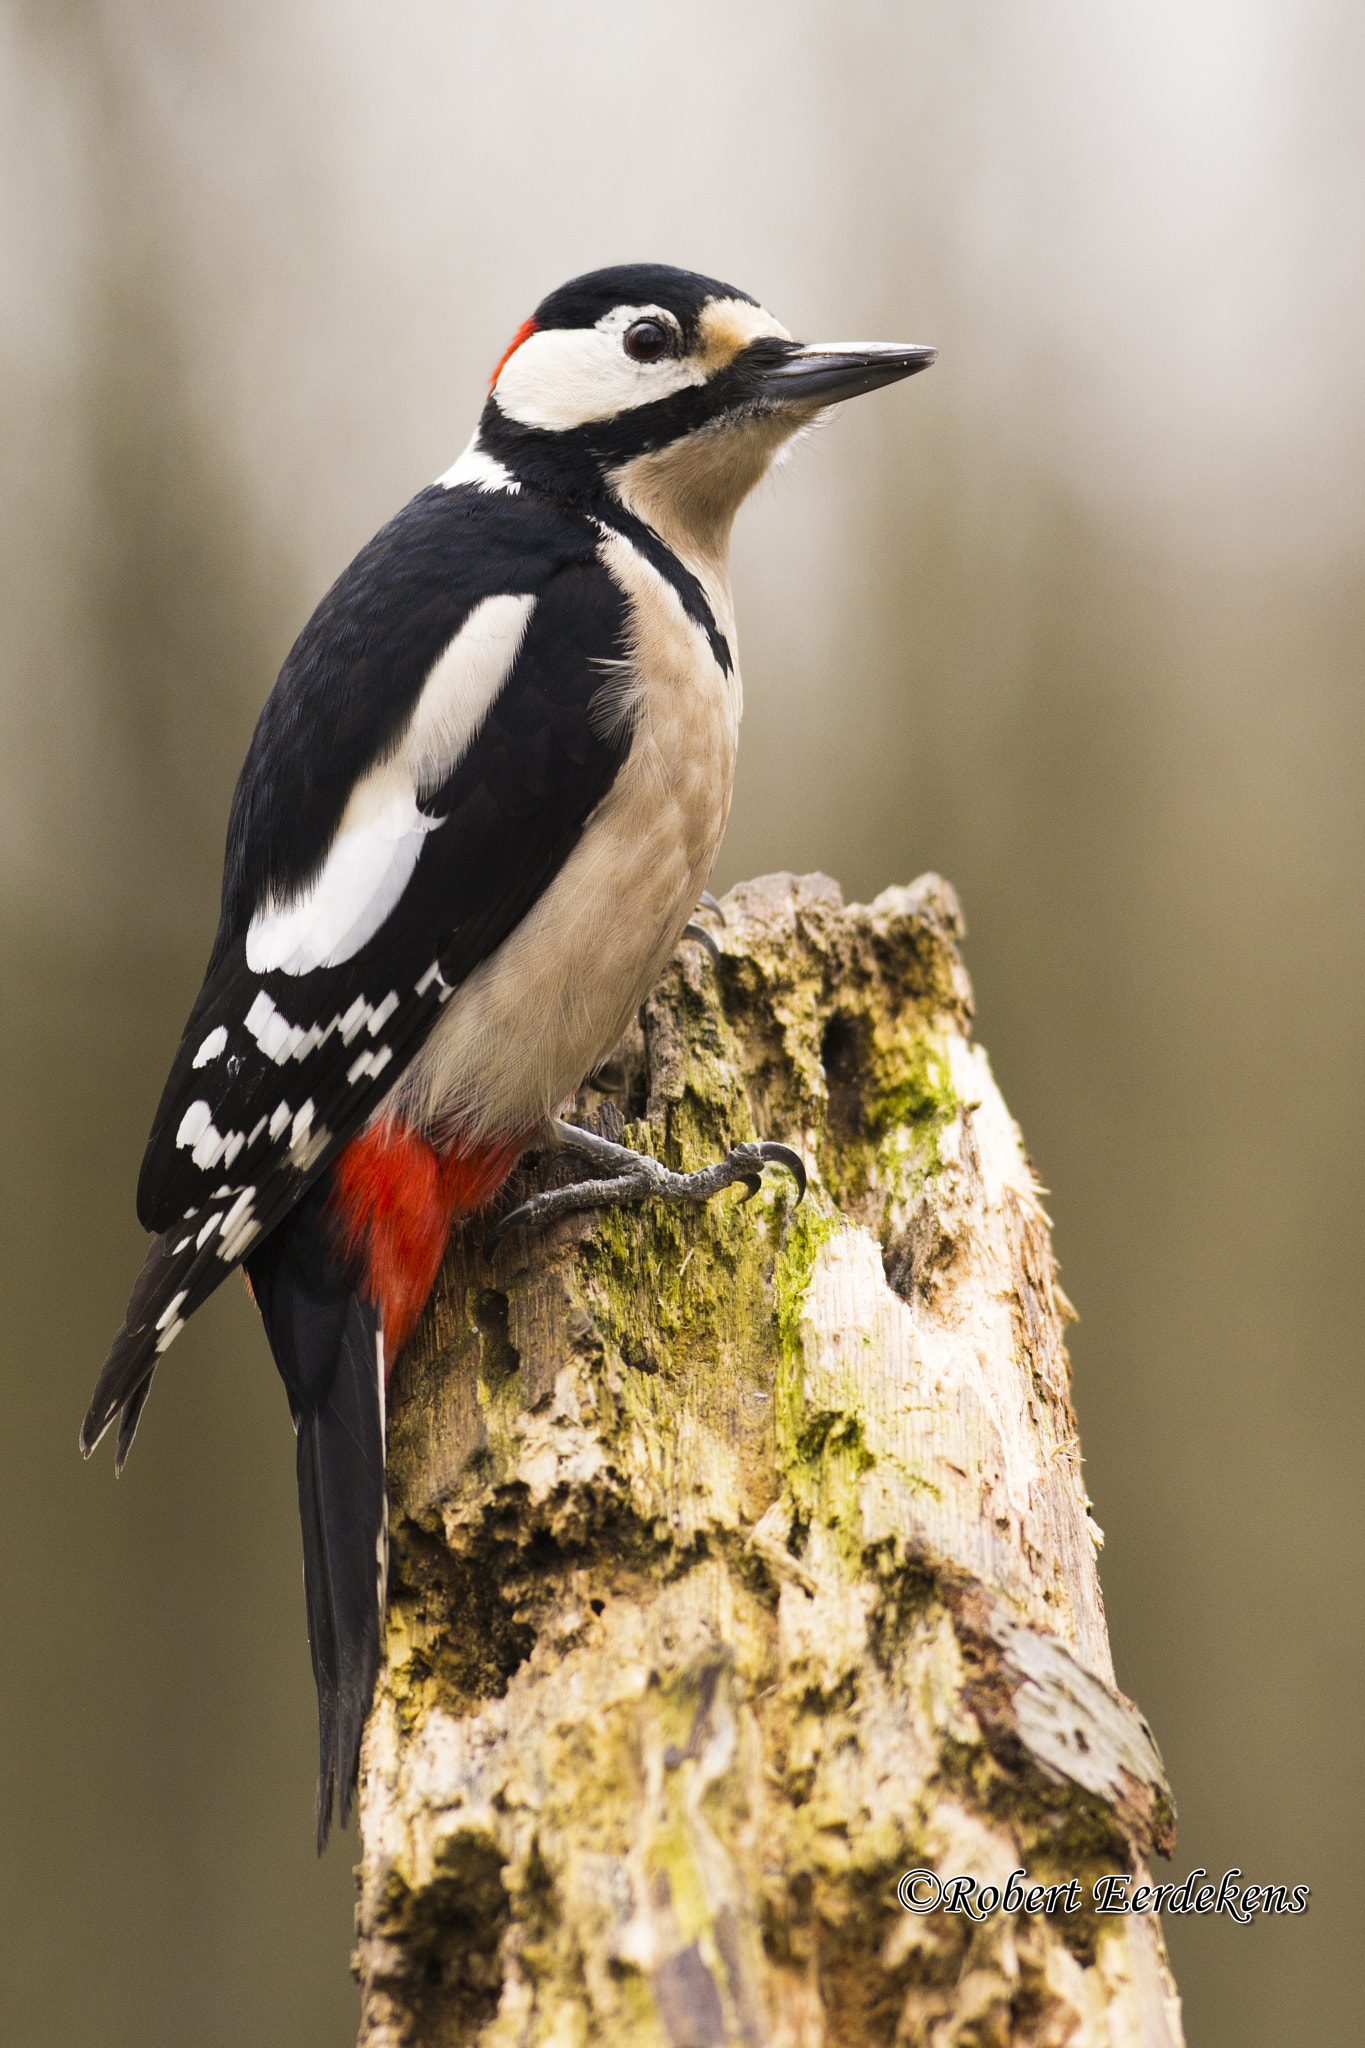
[294,1296,387,1849]
[245,1191,387,1851]
[295,1416,340,1841]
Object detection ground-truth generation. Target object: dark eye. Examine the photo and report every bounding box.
[623,318,672,363]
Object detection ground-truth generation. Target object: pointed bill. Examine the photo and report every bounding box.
[755,341,937,405]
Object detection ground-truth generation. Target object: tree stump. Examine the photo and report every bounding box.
[354,872,1183,2048]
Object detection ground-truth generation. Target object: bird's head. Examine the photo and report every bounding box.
[465,263,935,565]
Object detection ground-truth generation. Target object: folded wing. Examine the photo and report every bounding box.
[82,482,634,1462]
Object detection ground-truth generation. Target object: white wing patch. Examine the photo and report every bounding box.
[174,1099,246,1173]
[245,989,316,1063]
[154,1286,189,1353]
[245,592,536,976]
[347,1045,392,1085]
[218,1186,259,1263]
[192,1026,227,1068]
[234,987,403,1098]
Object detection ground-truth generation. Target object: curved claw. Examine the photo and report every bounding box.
[752,1141,807,1205]
[486,1187,576,1258]
[735,1173,764,1204]
[698,890,727,926]
[483,1205,525,1259]
[681,922,722,968]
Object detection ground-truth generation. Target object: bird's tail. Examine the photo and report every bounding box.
[243,1121,525,1849]
[244,1190,387,1852]
[294,1295,386,1852]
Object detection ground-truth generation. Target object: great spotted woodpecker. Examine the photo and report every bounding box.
[80,264,934,1845]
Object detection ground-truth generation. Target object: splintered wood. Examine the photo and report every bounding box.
[356,872,1183,2048]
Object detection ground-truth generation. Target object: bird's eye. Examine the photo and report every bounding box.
[623,319,672,363]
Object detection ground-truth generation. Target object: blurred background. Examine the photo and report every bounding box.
[2,1,1360,2041]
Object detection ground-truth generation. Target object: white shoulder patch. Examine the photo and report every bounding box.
[404,591,536,797]
[245,593,536,976]
[436,438,520,494]
[245,788,440,975]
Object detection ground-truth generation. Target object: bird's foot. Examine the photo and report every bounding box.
[484,1116,805,1258]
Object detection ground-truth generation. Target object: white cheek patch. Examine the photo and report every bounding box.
[245,593,534,975]
[494,308,707,431]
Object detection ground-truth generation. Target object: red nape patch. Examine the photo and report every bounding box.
[489,316,537,390]
[327,1122,527,1368]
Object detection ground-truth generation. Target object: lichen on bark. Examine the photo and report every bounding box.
[355,872,1184,2048]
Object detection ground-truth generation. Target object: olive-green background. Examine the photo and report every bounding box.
[3,4,1359,2042]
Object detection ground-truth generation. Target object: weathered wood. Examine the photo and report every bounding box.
[354,872,1184,2048]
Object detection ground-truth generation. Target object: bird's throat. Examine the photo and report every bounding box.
[608,407,800,585]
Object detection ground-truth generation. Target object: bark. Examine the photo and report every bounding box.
[354,872,1184,2048]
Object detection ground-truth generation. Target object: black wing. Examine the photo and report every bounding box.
[82,481,633,1460]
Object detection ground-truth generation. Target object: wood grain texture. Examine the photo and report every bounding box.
[355,872,1184,2048]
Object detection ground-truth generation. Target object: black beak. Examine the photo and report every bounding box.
[757,341,937,406]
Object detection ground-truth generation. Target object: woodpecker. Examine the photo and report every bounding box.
[80,263,935,1846]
